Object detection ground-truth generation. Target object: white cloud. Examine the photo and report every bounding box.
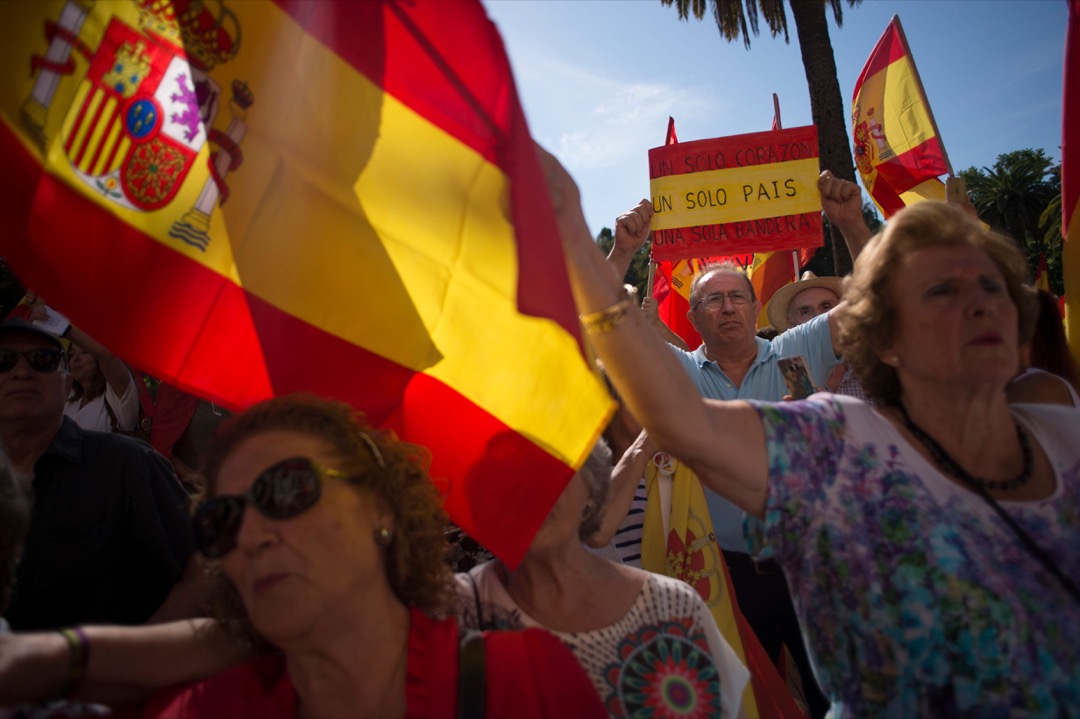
[513,52,719,172]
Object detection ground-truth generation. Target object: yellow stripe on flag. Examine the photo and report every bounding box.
[858,55,938,159]
[898,177,946,205]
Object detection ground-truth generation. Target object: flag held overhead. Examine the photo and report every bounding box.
[852,15,950,219]
[0,0,613,567]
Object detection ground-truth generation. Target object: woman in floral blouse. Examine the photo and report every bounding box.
[547,146,1080,718]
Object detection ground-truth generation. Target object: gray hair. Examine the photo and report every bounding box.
[688,261,756,309]
[578,438,613,540]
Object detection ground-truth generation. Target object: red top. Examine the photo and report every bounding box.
[132,608,604,719]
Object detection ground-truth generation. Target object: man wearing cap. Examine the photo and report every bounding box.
[0,317,200,630]
[606,171,871,718]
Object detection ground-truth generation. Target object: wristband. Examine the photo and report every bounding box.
[56,626,90,698]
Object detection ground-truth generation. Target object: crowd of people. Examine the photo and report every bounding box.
[0,147,1077,719]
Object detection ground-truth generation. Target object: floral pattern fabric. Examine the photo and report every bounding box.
[746,395,1080,718]
[457,564,749,718]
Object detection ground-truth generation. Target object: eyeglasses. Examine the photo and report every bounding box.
[192,456,348,558]
[693,291,752,310]
[0,348,64,373]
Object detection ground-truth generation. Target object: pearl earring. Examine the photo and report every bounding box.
[374,527,393,546]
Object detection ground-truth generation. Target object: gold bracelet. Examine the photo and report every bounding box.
[580,285,638,336]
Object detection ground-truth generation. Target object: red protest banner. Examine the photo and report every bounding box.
[648,126,823,263]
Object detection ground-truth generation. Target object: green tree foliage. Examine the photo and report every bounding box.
[661,0,862,276]
[959,149,1063,295]
[596,227,652,299]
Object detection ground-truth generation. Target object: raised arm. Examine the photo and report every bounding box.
[818,171,872,357]
[542,146,769,516]
[24,292,133,399]
[818,170,872,261]
[607,200,652,281]
[587,429,656,548]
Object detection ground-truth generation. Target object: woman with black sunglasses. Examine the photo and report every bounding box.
[0,395,604,718]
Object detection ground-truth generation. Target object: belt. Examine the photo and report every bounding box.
[722,550,781,575]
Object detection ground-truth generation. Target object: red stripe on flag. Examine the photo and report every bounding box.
[245,292,573,567]
[1064,0,1080,236]
[666,116,679,145]
[853,17,906,93]
[270,0,581,348]
[272,0,500,168]
[1,121,273,408]
[873,136,950,195]
[86,106,120,174]
[402,375,575,567]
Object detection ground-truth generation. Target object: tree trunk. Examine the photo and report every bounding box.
[788,0,856,276]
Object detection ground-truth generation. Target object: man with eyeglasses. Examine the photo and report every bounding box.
[606,171,872,719]
[0,317,200,631]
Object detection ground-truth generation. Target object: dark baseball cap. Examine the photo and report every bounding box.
[0,317,64,349]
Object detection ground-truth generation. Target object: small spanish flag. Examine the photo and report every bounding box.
[852,16,950,219]
[0,0,612,566]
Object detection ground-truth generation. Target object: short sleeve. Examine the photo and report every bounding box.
[771,313,841,389]
[744,396,847,564]
[105,368,141,431]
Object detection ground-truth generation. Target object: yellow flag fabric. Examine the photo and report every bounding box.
[641,453,805,718]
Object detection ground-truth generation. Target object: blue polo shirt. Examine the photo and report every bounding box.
[671,313,840,552]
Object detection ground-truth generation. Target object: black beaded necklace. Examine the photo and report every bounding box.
[896,403,1033,491]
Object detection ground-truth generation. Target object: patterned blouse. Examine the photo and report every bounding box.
[457,564,749,719]
[746,395,1080,718]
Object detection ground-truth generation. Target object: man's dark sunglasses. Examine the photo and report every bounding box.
[0,348,65,373]
[193,456,348,558]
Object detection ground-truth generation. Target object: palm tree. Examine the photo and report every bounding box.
[960,149,1059,249]
[661,0,861,275]
[959,149,1062,294]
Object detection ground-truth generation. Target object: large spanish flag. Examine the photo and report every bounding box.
[852,15,950,218]
[0,0,612,566]
[1064,0,1079,361]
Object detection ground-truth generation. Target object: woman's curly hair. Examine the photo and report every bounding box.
[836,201,1037,406]
[196,394,455,649]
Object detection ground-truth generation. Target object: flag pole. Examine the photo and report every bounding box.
[646,248,656,299]
[772,93,800,277]
[892,15,955,177]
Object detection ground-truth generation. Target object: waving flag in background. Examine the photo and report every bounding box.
[1064,0,1079,360]
[0,0,612,566]
[852,15,951,218]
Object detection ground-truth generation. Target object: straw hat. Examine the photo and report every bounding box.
[766,271,843,332]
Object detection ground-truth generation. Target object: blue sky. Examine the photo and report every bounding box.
[482,0,1068,235]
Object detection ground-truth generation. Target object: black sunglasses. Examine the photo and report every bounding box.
[193,456,347,558]
[0,348,65,373]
